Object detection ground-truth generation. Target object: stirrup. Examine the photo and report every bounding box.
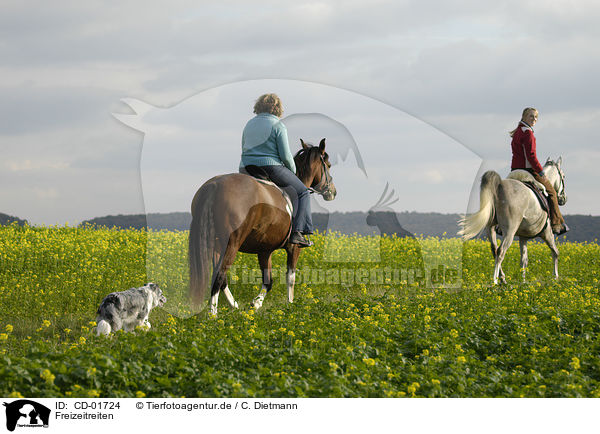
[553,223,569,236]
[290,232,313,247]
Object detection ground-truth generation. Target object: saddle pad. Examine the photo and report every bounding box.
[506,170,548,195]
[252,178,294,217]
[522,181,549,213]
[244,178,294,218]
[239,167,293,217]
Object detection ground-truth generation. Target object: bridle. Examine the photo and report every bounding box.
[295,146,334,197]
[548,161,567,206]
[309,153,334,197]
[545,160,567,206]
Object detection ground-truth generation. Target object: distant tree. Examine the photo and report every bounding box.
[0,212,28,226]
[74,211,599,243]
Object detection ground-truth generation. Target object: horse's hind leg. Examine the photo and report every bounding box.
[488,225,506,283]
[253,252,273,310]
[540,226,559,279]
[286,245,300,303]
[222,286,239,309]
[210,240,240,316]
[519,237,529,282]
[493,227,516,285]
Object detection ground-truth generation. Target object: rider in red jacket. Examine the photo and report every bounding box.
[510,107,568,235]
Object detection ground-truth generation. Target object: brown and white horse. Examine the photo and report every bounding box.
[189,139,336,315]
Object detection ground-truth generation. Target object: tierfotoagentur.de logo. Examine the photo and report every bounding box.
[2,400,50,432]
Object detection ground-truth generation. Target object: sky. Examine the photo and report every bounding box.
[2,0,600,225]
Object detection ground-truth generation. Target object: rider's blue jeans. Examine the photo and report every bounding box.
[259,165,314,234]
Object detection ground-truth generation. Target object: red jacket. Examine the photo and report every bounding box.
[511,121,543,173]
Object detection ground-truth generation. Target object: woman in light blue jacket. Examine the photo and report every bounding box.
[240,94,313,247]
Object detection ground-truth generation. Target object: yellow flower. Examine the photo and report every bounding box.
[79,336,86,345]
[407,382,420,394]
[136,391,146,398]
[8,391,24,398]
[431,379,441,386]
[457,356,466,363]
[329,362,339,370]
[5,324,13,333]
[362,358,376,367]
[449,329,459,338]
[40,369,55,385]
[42,320,51,328]
[0,333,7,341]
[570,357,581,370]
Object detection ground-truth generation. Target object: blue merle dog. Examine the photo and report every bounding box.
[95,283,166,335]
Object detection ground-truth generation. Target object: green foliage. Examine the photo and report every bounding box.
[1,225,599,397]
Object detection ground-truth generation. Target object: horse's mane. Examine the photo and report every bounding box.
[294,145,322,180]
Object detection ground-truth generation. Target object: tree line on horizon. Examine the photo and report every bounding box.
[77,211,599,243]
[2,211,598,243]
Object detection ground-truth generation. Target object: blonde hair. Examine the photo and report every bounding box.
[509,107,538,137]
[253,93,283,117]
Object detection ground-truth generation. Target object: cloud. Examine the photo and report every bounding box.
[5,159,68,172]
[2,0,600,223]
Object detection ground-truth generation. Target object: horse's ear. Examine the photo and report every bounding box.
[557,156,562,166]
[545,157,551,164]
[300,138,309,149]
[319,138,326,154]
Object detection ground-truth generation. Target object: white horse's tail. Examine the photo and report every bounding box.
[458,170,501,240]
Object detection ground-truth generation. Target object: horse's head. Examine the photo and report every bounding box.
[295,138,337,201]
[544,156,567,205]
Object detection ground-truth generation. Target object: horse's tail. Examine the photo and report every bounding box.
[458,170,501,240]
[188,183,217,310]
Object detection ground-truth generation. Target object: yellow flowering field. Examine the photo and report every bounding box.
[1,224,600,397]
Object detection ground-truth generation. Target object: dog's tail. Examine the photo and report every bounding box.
[96,319,111,336]
[458,170,501,240]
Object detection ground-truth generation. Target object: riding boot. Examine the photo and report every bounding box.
[529,170,567,235]
[290,231,313,248]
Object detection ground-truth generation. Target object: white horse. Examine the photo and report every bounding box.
[459,157,567,284]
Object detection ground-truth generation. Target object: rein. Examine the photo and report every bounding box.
[546,161,567,205]
[310,154,334,196]
[296,147,334,197]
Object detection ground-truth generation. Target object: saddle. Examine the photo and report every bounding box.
[506,170,547,195]
[239,166,294,217]
[506,170,549,213]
